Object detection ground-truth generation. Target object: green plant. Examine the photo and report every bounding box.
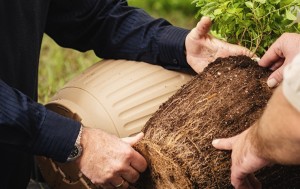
[128,0,197,28]
[193,0,300,56]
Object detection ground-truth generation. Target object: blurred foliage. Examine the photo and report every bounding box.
[38,37,99,103]
[128,0,197,28]
[38,0,196,104]
[193,0,300,56]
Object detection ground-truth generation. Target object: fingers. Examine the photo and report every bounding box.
[101,159,143,188]
[79,129,147,188]
[121,132,147,172]
[121,166,140,183]
[189,16,212,40]
[101,160,142,188]
[121,132,144,146]
[130,150,147,173]
[111,178,125,187]
[212,137,236,150]
[111,178,129,189]
[122,133,147,172]
[231,44,254,58]
[266,66,284,88]
[197,16,212,36]
[247,174,262,189]
[259,43,284,88]
[231,172,261,189]
[259,37,284,68]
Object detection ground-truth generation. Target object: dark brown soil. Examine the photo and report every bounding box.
[134,55,300,189]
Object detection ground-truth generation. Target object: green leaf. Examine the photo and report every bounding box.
[254,0,266,4]
[214,8,223,15]
[280,0,295,6]
[245,1,254,9]
[285,9,297,21]
[227,8,243,14]
[255,7,265,17]
[193,0,300,56]
[269,0,281,5]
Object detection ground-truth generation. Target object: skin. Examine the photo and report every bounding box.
[185,16,253,73]
[213,85,300,189]
[212,33,300,189]
[212,32,300,189]
[259,33,300,87]
[77,129,146,188]
[76,16,254,189]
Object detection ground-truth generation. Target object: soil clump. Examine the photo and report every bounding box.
[134,55,300,189]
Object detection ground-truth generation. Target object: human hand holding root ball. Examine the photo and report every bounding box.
[185,16,253,73]
[259,33,300,88]
[213,34,300,189]
[77,129,147,188]
[72,16,254,189]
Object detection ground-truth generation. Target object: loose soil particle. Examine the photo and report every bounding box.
[134,55,300,189]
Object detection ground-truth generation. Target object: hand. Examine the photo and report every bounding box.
[185,16,253,73]
[259,33,300,88]
[77,128,147,189]
[212,127,270,189]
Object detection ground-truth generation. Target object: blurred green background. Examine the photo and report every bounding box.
[38,0,197,103]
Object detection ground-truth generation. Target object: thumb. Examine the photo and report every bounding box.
[266,67,284,88]
[189,16,212,40]
[121,132,144,146]
[212,137,235,150]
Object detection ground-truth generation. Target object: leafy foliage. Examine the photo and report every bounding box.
[128,0,197,28]
[193,0,300,56]
[129,0,196,16]
[39,36,98,103]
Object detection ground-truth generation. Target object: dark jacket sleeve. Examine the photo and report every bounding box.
[0,80,80,162]
[45,0,190,69]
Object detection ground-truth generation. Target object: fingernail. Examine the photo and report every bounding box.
[267,78,278,88]
[212,139,219,145]
[251,57,260,62]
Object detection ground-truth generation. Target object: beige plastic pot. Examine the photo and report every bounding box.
[37,59,193,189]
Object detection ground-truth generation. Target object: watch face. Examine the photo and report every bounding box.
[70,146,79,158]
[67,144,82,162]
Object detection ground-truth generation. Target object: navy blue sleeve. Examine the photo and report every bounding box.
[45,0,190,69]
[0,80,80,162]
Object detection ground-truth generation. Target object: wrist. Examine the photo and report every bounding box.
[67,125,83,162]
[247,122,268,159]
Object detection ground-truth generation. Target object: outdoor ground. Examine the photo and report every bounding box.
[38,0,196,104]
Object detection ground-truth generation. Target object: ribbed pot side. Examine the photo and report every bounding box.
[37,59,193,189]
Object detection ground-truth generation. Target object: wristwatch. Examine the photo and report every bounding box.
[67,126,83,162]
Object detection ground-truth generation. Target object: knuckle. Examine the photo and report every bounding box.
[126,172,140,184]
[131,173,140,183]
[90,177,105,185]
[105,172,115,180]
[112,163,125,173]
[122,148,135,160]
[274,69,283,80]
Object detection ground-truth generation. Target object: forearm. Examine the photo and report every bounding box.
[251,85,300,164]
[0,79,80,162]
[46,0,190,69]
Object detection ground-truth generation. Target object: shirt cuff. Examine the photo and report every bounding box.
[282,54,300,112]
[157,25,190,70]
[32,109,81,162]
